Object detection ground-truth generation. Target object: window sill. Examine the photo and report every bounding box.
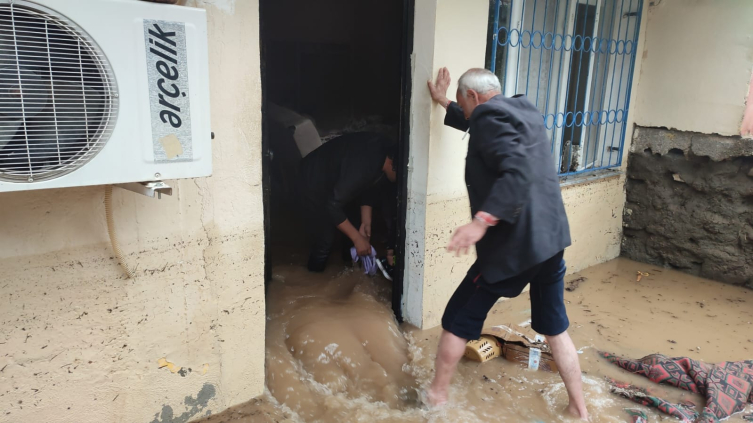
[559,169,623,190]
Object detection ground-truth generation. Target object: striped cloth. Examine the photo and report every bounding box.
[350,246,378,276]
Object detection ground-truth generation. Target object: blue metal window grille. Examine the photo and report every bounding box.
[486,0,643,176]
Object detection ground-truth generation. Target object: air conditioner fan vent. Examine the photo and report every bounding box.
[0,0,118,183]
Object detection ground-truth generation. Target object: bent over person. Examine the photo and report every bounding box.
[298,132,396,272]
[426,68,589,420]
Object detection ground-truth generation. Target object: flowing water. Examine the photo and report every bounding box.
[194,258,753,423]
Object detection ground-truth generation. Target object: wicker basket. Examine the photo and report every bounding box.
[464,335,502,362]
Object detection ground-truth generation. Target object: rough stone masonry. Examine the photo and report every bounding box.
[622,126,753,288]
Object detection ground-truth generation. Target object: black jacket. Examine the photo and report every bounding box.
[299,132,388,226]
[445,94,571,282]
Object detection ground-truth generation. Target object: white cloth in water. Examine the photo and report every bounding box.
[350,246,378,276]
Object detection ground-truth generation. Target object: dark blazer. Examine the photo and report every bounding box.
[445,94,571,282]
[299,132,388,226]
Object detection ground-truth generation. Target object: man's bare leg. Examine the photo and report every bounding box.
[427,330,467,406]
[546,331,589,421]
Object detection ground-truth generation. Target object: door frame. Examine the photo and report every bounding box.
[259,0,414,321]
[260,0,272,291]
[392,0,415,323]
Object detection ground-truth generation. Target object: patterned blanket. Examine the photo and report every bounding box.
[625,408,649,423]
[601,352,753,423]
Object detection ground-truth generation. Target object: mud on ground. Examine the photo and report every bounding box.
[193,258,753,423]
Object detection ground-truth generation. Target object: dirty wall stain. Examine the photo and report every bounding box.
[150,383,216,423]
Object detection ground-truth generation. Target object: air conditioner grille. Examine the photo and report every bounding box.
[0,1,118,183]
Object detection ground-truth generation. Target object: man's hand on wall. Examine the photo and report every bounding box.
[428,67,452,108]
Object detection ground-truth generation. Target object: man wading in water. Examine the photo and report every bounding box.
[426,68,589,421]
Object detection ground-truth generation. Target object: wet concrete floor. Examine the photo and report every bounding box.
[193,258,753,423]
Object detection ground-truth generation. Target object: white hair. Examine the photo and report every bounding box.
[457,68,502,97]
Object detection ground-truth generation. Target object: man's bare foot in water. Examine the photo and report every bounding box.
[566,403,589,421]
[426,386,448,407]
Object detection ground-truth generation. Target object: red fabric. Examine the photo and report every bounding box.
[602,352,753,423]
[610,379,698,422]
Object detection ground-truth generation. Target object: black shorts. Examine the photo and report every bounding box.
[441,251,569,340]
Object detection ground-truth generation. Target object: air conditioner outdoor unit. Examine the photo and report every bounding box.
[0,0,211,193]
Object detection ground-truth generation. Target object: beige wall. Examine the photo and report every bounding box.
[0,1,266,422]
[403,0,437,326]
[421,0,488,328]
[404,0,649,329]
[561,176,625,273]
[634,0,753,137]
[404,0,485,328]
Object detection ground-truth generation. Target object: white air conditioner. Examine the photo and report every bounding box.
[0,0,211,193]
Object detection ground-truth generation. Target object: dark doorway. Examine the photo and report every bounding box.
[259,0,413,321]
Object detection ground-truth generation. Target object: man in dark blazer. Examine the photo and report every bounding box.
[426,68,588,420]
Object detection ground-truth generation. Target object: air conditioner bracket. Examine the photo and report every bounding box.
[115,181,172,199]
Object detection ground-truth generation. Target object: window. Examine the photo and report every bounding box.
[486,0,643,175]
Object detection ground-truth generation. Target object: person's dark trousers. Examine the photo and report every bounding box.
[441,250,569,340]
[338,203,361,264]
[304,208,334,272]
[380,183,397,253]
[305,203,361,272]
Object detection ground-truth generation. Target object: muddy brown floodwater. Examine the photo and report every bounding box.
[194,258,753,423]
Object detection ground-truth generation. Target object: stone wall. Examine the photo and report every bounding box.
[622,127,753,288]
